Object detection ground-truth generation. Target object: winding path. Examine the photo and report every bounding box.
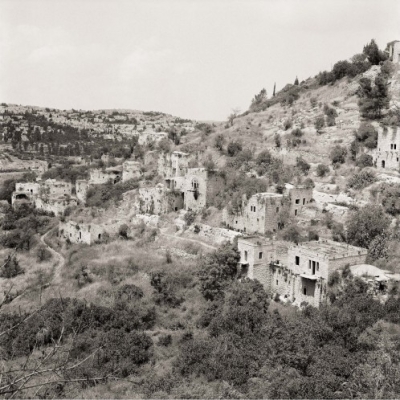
[40,228,65,285]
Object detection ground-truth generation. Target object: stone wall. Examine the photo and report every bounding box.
[59,220,104,245]
[287,186,313,216]
[35,197,77,216]
[190,223,241,244]
[42,179,73,198]
[139,184,170,215]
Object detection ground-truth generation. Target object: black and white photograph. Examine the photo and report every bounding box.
[0,0,400,398]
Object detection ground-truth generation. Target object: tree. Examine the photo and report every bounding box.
[0,254,24,278]
[227,108,241,127]
[363,39,387,65]
[358,75,390,119]
[214,134,225,152]
[346,205,390,248]
[198,243,240,300]
[273,82,276,97]
[296,157,310,175]
[294,76,299,85]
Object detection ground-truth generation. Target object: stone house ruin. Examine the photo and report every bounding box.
[89,166,122,185]
[11,182,41,206]
[158,151,189,179]
[35,196,77,216]
[122,160,143,181]
[387,40,400,63]
[139,183,170,215]
[75,179,89,204]
[238,237,367,307]
[374,126,400,170]
[59,220,104,245]
[223,185,313,235]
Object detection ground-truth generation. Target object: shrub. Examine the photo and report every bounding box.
[296,157,310,175]
[328,270,340,287]
[355,122,378,149]
[0,255,24,278]
[184,211,196,226]
[118,224,129,239]
[214,134,225,151]
[356,154,374,168]
[316,164,330,177]
[330,145,347,165]
[380,183,400,215]
[314,115,325,132]
[227,141,243,157]
[158,334,172,347]
[310,97,318,108]
[283,119,293,131]
[347,170,376,190]
[291,128,303,137]
[36,246,52,262]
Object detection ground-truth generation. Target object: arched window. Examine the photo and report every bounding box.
[192,179,199,189]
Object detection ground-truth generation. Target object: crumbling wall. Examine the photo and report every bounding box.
[59,220,104,245]
[139,184,170,214]
[191,223,241,244]
[76,180,89,204]
[122,160,142,181]
[375,126,400,170]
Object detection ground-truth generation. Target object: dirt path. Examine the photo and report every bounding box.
[40,229,65,285]
[160,230,217,250]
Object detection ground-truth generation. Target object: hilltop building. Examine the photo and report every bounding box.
[387,40,400,63]
[238,237,367,307]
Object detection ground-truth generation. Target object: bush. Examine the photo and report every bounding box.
[0,255,24,278]
[291,128,303,137]
[158,334,172,347]
[214,134,225,151]
[296,157,310,175]
[283,119,293,131]
[314,115,325,132]
[355,122,378,149]
[227,141,243,157]
[347,170,376,190]
[330,145,347,165]
[118,224,129,239]
[380,183,400,215]
[36,246,52,262]
[316,164,330,177]
[184,211,196,226]
[356,154,374,168]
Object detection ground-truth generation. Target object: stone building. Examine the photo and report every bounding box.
[59,220,104,245]
[238,237,367,307]
[89,166,122,184]
[41,179,73,198]
[374,126,400,170]
[11,182,41,207]
[158,151,189,179]
[138,183,170,215]
[223,185,313,235]
[35,196,78,216]
[387,40,400,63]
[122,160,142,181]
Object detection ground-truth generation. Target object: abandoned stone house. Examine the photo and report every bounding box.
[89,166,122,185]
[41,179,73,198]
[138,183,171,215]
[59,220,104,245]
[11,182,41,206]
[35,196,78,216]
[238,237,367,307]
[158,151,189,179]
[374,126,400,170]
[223,185,312,235]
[122,160,143,181]
[75,179,89,204]
[387,40,400,63]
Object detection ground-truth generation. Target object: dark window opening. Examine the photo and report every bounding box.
[244,251,248,261]
[259,252,263,259]
[295,256,300,265]
[295,199,300,204]
[303,287,307,295]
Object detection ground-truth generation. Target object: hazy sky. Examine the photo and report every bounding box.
[0,0,399,121]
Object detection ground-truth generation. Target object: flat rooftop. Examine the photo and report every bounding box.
[294,239,367,258]
[239,236,272,245]
[253,192,283,198]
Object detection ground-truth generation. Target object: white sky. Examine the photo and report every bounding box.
[0,0,399,121]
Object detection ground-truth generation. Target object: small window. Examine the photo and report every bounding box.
[391,144,394,149]
[259,252,263,259]
[295,199,300,204]
[276,207,279,213]
[295,209,298,216]
[244,251,248,261]
[295,256,300,265]
[317,262,319,271]
[309,260,311,269]
[276,280,279,285]
[395,144,397,150]
[303,287,307,295]
[303,198,305,205]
